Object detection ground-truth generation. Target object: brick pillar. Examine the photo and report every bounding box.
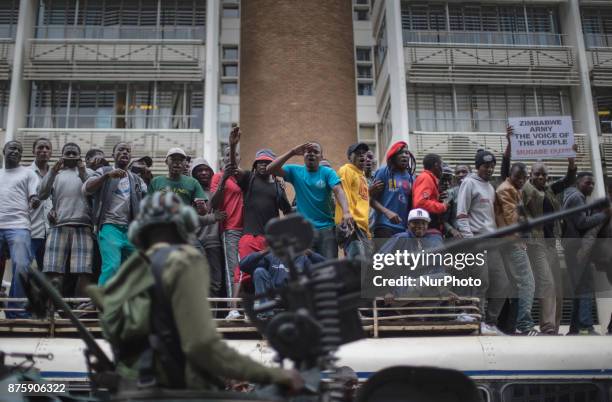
[240,0,357,169]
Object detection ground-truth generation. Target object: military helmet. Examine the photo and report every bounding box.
[128,191,199,249]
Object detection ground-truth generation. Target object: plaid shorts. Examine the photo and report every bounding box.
[43,226,94,274]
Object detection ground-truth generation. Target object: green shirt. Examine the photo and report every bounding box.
[148,175,207,206]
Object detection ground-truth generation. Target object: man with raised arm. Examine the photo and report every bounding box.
[267,142,353,259]
[39,143,94,297]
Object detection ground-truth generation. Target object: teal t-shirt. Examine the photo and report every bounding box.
[148,175,207,206]
[282,164,341,229]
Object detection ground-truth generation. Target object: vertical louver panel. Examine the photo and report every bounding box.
[30,81,70,128]
[0,0,19,38]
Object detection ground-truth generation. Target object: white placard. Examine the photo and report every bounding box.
[508,116,575,160]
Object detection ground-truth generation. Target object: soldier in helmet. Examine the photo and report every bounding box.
[91,192,303,392]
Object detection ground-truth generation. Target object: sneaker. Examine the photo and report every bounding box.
[456,313,478,323]
[515,328,541,336]
[578,327,600,336]
[225,309,243,321]
[480,323,504,336]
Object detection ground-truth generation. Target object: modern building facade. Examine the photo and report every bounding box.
[0,0,610,194]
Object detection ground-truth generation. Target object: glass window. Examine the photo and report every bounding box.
[374,17,387,75]
[357,65,372,78]
[223,46,239,60]
[222,82,238,96]
[408,84,571,133]
[594,89,612,133]
[223,6,239,18]
[0,0,19,38]
[359,125,376,141]
[358,83,373,96]
[582,7,612,48]
[29,81,70,128]
[0,81,9,128]
[223,64,238,77]
[70,83,117,128]
[354,10,369,21]
[401,2,560,46]
[36,0,206,39]
[356,48,371,62]
[28,81,203,129]
[501,383,602,402]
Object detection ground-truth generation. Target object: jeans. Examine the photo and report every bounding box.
[501,243,536,332]
[345,228,373,260]
[313,226,337,259]
[0,229,32,318]
[97,224,134,286]
[546,241,564,332]
[527,241,557,333]
[483,247,509,326]
[253,267,289,296]
[565,249,594,331]
[30,237,46,271]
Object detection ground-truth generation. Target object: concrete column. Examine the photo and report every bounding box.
[385,0,411,151]
[240,0,356,169]
[561,0,611,333]
[5,0,36,145]
[203,0,220,170]
[560,0,605,197]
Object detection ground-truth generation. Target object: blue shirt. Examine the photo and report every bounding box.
[372,166,414,233]
[283,164,341,230]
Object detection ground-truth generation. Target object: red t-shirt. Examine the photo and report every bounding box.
[210,172,244,231]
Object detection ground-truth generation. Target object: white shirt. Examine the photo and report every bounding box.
[0,166,39,230]
[29,162,53,238]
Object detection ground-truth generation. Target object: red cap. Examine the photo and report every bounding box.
[386,141,408,163]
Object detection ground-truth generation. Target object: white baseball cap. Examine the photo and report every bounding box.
[166,147,187,158]
[407,208,431,223]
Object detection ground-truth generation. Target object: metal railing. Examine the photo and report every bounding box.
[409,131,592,178]
[412,118,509,133]
[16,128,203,160]
[0,25,16,40]
[25,37,205,81]
[0,296,481,338]
[404,30,565,47]
[34,25,206,41]
[584,33,612,49]
[0,39,14,79]
[412,118,578,134]
[26,114,200,130]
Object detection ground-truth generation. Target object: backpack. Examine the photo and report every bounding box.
[95,246,188,388]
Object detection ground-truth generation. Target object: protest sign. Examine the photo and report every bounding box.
[508,116,575,159]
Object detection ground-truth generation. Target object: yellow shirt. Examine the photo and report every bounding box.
[335,163,370,237]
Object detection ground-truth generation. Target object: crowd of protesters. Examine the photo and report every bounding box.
[1,124,611,335]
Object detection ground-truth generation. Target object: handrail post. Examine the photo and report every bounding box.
[373,298,378,338]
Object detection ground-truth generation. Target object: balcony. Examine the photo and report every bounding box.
[410,131,592,178]
[16,127,203,175]
[404,31,579,86]
[0,39,14,80]
[24,27,205,82]
[602,133,612,177]
[585,34,612,87]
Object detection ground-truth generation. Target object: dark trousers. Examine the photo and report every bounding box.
[565,252,595,332]
[205,246,225,297]
[313,227,338,259]
[30,237,46,271]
